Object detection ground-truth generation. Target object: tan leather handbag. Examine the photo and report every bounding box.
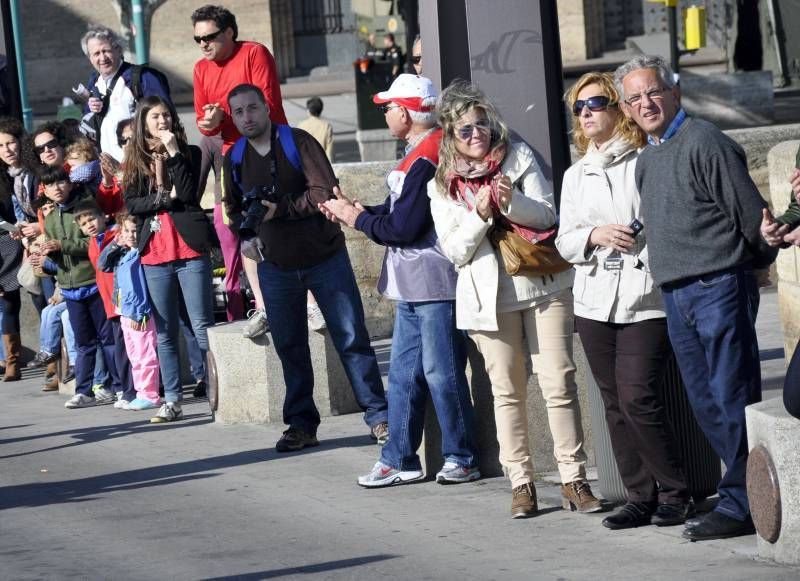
[489,226,571,277]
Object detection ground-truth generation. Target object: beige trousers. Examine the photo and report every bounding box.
[470,292,587,487]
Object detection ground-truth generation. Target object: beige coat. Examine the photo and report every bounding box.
[555,141,664,323]
[297,115,334,161]
[428,139,573,332]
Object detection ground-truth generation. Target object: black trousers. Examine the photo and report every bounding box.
[576,316,689,504]
[785,339,800,419]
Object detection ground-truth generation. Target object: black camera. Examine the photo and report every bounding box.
[240,185,279,239]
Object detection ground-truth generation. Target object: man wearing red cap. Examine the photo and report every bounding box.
[321,74,480,487]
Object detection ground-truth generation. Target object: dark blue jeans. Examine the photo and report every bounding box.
[258,248,388,434]
[65,292,117,398]
[662,265,761,521]
[784,339,800,419]
[143,256,214,403]
[380,301,478,471]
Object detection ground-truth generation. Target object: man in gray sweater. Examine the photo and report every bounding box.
[614,55,777,542]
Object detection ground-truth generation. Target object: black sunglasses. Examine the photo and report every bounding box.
[118,136,131,147]
[411,55,422,64]
[194,29,223,44]
[379,104,400,114]
[456,120,491,141]
[572,95,613,116]
[34,139,59,155]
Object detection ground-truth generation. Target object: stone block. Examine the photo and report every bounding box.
[778,282,800,359]
[420,333,594,480]
[263,327,363,422]
[356,129,401,162]
[207,322,271,425]
[746,398,800,565]
[681,71,774,129]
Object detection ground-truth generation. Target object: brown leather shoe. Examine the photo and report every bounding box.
[42,374,59,392]
[511,482,538,519]
[2,333,21,381]
[561,480,604,513]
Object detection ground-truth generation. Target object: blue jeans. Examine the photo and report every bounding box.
[65,292,117,398]
[61,308,76,362]
[258,248,388,433]
[662,264,761,521]
[380,301,478,471]
[40,302,67,354]
[180,310,206,381]
[143,256,214,403]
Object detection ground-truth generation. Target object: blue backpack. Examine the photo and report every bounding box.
[229,124,302,192]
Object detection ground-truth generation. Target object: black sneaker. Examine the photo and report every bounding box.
[193,380,207,398]
[27,350,58,369]
[276,427,319,453]
[652,501,695,527]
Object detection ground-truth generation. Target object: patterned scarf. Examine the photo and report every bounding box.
[8,166,36,220]
[447,143,555,243]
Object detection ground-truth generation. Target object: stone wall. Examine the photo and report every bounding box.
[20,0,276,110]
[766,140,800,358]
[557,0,604,61]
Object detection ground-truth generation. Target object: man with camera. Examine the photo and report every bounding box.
[222,83,389,452]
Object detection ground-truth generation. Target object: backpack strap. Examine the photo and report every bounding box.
[276,124,302,172]
[130,64,143,101]
[229,136,248,192]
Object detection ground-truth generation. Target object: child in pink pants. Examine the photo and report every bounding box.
[98,213,160,410]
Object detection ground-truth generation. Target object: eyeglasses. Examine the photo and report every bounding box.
[194,29,223,44]
[572,95,613,116]
[118,137,131,147]
[455,120,491,141]
[624,87,668,107]
[34,139,59,156]
[380,104,401,114]
[411,55,422,65]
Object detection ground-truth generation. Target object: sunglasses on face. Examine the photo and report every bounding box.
[411,55,422,64]
[194,29,223,44]
[34,139,59,156]
[118,137,131,146]
[379,104,401,114]
[572,95,613,116]
[455,120,490,141]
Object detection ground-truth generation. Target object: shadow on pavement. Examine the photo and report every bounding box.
[199,554,399,580]
[0,435,373,510]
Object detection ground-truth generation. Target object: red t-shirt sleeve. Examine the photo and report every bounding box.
[250,44,288,125]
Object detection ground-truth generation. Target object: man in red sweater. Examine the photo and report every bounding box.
[191,4,289,339]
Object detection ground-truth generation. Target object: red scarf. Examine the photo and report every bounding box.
[447,145,555,243]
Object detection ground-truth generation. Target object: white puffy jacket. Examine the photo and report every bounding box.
[555,140,664,323]
[428,139,573,332]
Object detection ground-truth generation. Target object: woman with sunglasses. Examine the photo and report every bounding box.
[123,96,217,423]
[0,117,36,380]
[556,72,692,530]
[428,80,600,518]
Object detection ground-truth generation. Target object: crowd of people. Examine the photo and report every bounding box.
[7,3,800,544]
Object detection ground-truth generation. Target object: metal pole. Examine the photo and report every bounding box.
[668,4,680,74]
[131,0,148,64]
[9,0,31,130]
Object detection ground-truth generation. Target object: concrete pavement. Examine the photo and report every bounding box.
[0,288,796,580]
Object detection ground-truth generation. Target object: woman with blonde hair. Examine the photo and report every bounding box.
[556,72,691,530]
[428,80,600,518]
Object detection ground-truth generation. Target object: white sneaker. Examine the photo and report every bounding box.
[93,386,115,403]
[307,303,326,331]
[242,309,268,339]
[65,393,96,409]
[357,461,424,488]
[113,399,130,410]
[150,402,183,423]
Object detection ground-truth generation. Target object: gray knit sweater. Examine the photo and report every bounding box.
[635,117,777,287]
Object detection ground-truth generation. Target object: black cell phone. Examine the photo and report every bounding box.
[628,218,644,238]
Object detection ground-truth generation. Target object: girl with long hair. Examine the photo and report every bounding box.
[123,96,217,423]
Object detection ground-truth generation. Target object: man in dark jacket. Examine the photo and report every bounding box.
[615,54,778,542]
[222,83,388,453]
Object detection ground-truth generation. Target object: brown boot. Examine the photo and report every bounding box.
[42,361,59,391]
[511,482,538,519]
[561,479,604,513]
[2,333,21,381]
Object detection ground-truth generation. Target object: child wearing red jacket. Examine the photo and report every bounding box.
[74,198,136,408]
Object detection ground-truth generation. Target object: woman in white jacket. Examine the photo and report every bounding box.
[556,72,691,530]
[428,80,600,519]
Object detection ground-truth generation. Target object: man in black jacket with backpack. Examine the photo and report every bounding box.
[80,24,171,162]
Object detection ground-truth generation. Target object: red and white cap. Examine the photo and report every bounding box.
[373,74,437,112]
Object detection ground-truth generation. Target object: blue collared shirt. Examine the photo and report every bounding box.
[648,108,687,146]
